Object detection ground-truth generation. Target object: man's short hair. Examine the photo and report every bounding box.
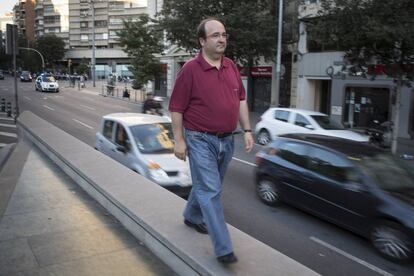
[197,17,224,46]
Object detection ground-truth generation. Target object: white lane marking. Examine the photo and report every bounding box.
[0,131,17,138]
[72,119,94,129]
[0,123,17,128]
[232,157,257,167]
[43,105,54,111]
[310,237,393,276]
[24,96,32,101]
[0,116,14,121]
[80,104,96,111]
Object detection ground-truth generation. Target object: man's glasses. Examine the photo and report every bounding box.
[206,32,229,40]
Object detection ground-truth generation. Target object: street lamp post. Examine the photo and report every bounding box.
[271,0,284,107]
[19,47,45,72]
[91,0,96,87]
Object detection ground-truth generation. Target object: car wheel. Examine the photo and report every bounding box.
[257,129,271,145]
[370,221,413,263]
[256,176,281,206]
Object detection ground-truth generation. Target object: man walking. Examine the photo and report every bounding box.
[169,18,254,264]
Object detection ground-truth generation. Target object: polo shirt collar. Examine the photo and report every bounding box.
[196,51,229,71]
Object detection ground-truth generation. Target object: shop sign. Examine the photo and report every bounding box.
[238,66,272,77]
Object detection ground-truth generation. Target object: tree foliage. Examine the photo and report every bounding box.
[117,14,164,89]
[159,0,278,65]
[77,58,90,75]
[35,35,66,67]
[306,0,414,81]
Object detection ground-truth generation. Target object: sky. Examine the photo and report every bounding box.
[0,0,17,16]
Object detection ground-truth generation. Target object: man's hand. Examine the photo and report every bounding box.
[244,132,254,153]
[174,139,188,161]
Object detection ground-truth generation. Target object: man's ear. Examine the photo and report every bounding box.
[199,37,205,47]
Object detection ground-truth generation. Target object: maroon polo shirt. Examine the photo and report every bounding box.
[169,53,246,133]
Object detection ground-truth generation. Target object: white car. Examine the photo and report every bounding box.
[95,113,192,197]
[35,74,59,92]
[255,108,369,145]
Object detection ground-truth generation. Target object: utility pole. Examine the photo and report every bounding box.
[271,0,284,107]
[91,0,96,87]
[6,24,19,120]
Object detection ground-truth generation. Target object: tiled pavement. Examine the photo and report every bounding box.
[0,142,175,276]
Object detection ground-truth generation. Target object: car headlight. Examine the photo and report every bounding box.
[147,162,169,181]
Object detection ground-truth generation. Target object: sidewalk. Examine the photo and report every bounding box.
[0,140,175,275]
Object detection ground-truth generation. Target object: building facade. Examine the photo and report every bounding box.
[13,0,37,44]
[296,0,413,138]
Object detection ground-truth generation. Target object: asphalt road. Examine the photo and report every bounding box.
[1,76,413,276]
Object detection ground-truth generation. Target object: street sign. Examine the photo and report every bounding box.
[5,24,17,55]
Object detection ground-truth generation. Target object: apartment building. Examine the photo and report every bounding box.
[296,0,413,138]
[13,0,36,44]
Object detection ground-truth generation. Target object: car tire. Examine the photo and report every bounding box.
[257,129,271,145]
[370,220,413,263]
[256,176,282,206]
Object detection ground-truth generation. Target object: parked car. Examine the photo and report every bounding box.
[0,70,4,80]
[35,74,59,92]
[20,71,32,82]
[255,134,414,263]
[254,108,369,145]
[95,113,192,197]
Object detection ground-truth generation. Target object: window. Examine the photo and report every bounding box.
[81,35,89,41]
[103,33,108,39]
[44,5,54,13]
[103,120,114,140]
[295,114,311,128]
[95,20,107,27]
[275,110,290,122]
[115,124,129,147]
[44,15,60,24]
[278,142,309,168]
[308,148,355,182]
[80,22,88,28]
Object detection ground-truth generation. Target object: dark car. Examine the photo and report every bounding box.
[20,71,32,82]
[0,70,4,80]
[255,134,414,263]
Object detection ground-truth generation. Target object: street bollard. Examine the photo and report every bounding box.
[0,98,5,112]
[6,102,12,117]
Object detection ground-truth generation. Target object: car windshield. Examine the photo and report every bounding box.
[21,71,30,75]
[311,115,344,130]
[356,153,414,191]
[42,76,56,82]
[129,123,174,154]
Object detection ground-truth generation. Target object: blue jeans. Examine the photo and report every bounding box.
[184,130,234,257]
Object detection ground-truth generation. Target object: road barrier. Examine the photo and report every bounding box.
[0,98,5,112]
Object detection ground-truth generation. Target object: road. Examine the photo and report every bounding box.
[1,76,413,275]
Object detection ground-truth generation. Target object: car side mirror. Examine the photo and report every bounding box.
[305,124,314,130]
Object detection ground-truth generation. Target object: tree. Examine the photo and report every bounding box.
[35,35,66,69]
[159,0,278,66]
[306,0,414,153]
[77,58,90,76]
[117,14,164,90]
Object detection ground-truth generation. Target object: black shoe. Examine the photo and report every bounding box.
[184,219,208,234]
[217,252,238,264]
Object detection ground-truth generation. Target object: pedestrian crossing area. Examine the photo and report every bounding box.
[0,113,17,148]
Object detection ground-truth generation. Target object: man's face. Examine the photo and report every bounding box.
[200,20,227,56]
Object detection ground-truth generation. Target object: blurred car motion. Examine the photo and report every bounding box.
[255,134,414,263]
[255,108,369,145]
[35,74,59,92]
[95,113,192,197]
[20,71,32,82]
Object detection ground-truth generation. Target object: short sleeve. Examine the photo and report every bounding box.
[168,64,193,113]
